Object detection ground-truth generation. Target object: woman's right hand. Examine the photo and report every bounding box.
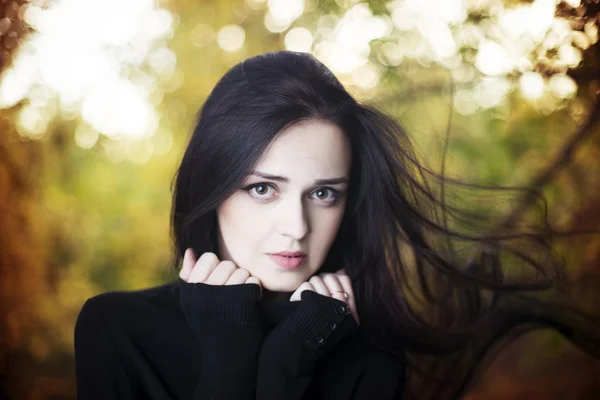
[177,249,266,399]
[179,248,262,290]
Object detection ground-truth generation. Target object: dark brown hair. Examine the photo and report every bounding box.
[169,50,600,399]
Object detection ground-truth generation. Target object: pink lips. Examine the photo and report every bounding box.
[268,252,306,270]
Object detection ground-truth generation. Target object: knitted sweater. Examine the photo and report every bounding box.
[74,278,405,399]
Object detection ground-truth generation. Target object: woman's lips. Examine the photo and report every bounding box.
[268,254,306,270]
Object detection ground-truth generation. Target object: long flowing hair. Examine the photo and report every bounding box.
[169,50,600,399]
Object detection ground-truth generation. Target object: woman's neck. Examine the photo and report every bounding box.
[260,288,293,303]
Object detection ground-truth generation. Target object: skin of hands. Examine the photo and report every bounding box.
[179,248,360,326]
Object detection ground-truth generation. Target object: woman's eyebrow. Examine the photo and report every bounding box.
[250,171,348,185]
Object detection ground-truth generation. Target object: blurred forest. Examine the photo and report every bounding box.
[1,0,600,398]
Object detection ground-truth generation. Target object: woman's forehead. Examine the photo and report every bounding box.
[253,120,351,180]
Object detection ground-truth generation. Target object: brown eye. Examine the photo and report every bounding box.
[310,188,339,205]
[244,183,276,201]
[255,184,268,195]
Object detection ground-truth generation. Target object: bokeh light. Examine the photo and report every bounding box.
[0,0,176,160]
[520,71,546,100]
[190,24,216,48]
[217,24,246,52]
[1,0,598,149]
[284,27,313,52]
[268,0,304,25]
[257,0,597,113]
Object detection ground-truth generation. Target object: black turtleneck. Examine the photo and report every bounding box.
[74,278,406,399]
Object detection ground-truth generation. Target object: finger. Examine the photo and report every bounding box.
[245,276,262,297]
[290,282,315,302]
[245,276,261,288]
[308,276,330,297]
[188,252,219,283]
[206,260,237,285]
[336,273,360,326]
[179,248,195,282]
[321,274,345,302]
[226,268,250,285]
[336,273,353,298]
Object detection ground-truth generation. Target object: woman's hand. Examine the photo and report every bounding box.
[179,248,262,290]
[177,249,266,399]
[289,269,360,326]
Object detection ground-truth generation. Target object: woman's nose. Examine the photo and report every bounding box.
[277,197,309,240]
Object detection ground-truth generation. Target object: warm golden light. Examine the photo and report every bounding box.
[0,0,176,154]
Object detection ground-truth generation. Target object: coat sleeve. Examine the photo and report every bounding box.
[178,279,265,400]
[256,290,359,400]
[74,297,134,400]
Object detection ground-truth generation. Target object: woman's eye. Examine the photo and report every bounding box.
[243,183,276,200]
[253,184,269,196]
[311,188,339,204]
[242,183,340,205]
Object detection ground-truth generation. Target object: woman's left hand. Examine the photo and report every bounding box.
[289,268,360,326]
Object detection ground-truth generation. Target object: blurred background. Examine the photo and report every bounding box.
[1,0,600,398]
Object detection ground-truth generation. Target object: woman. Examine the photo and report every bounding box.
[74,51,600,400]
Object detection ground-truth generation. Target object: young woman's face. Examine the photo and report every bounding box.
[216,119,351,293]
